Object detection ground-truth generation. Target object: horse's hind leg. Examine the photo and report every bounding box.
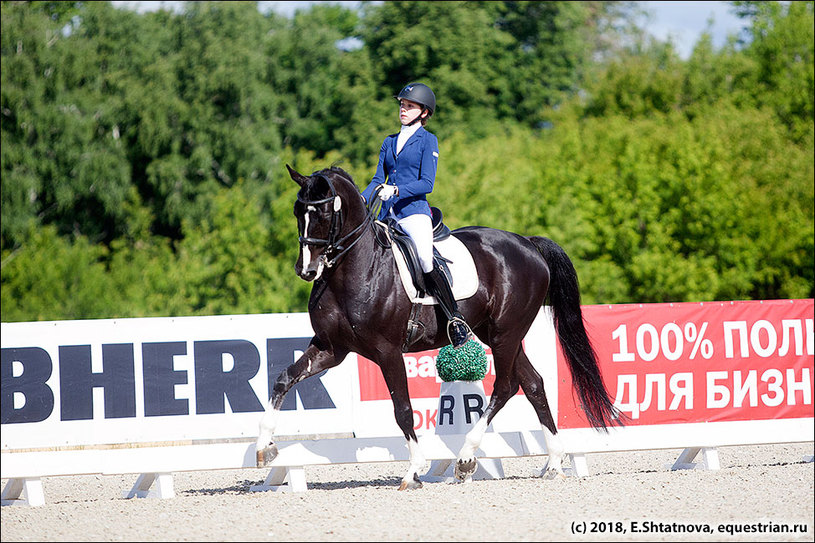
[256,340,346,467]
[514,349,566,479]
[377,351,426,490]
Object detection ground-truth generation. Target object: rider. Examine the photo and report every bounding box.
[361,82,471,349]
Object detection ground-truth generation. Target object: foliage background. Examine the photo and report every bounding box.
[1,0,813,322]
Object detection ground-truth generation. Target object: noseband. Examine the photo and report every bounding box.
[296,174,374,270]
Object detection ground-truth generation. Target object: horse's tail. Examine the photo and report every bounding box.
[528,236,623,431]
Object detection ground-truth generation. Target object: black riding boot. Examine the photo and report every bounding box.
[423,266,471,348]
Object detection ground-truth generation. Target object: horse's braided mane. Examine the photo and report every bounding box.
[299,166,359,203]
[311,166,357,192]
[315,165,353,184]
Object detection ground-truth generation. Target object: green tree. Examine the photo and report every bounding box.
[0,226,118,320]
[1,0,812,323]
[361,1,630,132]
[737,0,814,142]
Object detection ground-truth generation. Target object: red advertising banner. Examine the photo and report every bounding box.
[557,299,815,429]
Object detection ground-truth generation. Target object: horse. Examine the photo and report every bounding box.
[255,165,621,490]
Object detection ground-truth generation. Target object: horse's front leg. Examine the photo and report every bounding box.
[454,340,521,481]
[377,352,425,490]
[256,340,345,467]
[453,373,519,481]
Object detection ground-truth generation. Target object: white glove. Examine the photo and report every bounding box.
[378,184,398,201]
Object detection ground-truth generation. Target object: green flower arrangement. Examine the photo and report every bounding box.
[436,339,488,382]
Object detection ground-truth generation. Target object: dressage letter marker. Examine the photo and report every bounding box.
[423,381,505,482]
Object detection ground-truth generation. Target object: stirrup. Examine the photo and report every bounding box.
[447,317,472,349]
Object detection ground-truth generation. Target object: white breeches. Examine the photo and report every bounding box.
[395,212,434,273]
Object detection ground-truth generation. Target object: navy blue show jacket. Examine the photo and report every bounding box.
[361,127,439,220]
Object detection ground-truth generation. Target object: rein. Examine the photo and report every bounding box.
[296,174,379,270]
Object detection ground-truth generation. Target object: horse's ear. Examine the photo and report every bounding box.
[286,164,309,186]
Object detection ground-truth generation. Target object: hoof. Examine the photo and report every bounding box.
[454,457,477,481]
[256,443,279,467]
[398,473,423,491]
[538,458,566,480]
[540,467,567,480]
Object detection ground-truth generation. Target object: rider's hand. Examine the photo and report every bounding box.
[378,184,398,201]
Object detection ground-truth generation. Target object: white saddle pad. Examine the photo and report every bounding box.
[387,229,479,305]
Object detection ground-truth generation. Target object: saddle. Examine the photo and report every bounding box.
[385,207,452,295]
[378,208,479,352]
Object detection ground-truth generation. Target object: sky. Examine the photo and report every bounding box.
[110,1,747,60]
[637,1,745,57]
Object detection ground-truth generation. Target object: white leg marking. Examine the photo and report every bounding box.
[407,438,426,476]
[258,346,315,448]
[399,438,426,490]
[256,407,280,450]
[540,425,566,479]
[459,416,488,460]
[453,415,488,480]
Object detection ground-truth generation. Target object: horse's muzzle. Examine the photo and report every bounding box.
[296,259,324,282]
[299,269,318,282]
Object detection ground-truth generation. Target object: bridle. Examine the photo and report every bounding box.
[296,173,376,270]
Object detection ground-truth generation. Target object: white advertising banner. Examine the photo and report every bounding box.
[1,313,357,450]
[2,309,557,453]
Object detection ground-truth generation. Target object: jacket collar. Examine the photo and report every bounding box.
[391,126,425,157]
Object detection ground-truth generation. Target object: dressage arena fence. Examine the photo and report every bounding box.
[2,300,813,505]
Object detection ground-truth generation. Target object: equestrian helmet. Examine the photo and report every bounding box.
[396,83,436,115]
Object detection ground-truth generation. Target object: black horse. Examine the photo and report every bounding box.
[256,165,620,490]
